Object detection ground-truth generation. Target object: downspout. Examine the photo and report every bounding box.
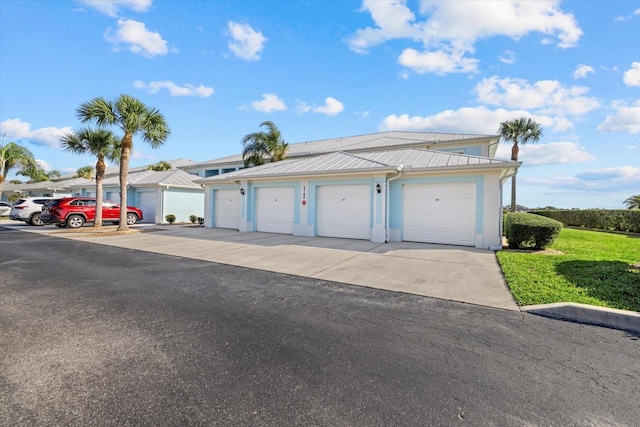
[385,164,404,243]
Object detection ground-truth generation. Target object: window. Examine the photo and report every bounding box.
[221,168,235,174]
[205,169,219,177]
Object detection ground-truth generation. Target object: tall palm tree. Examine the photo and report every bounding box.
[241,121,288,167]
[76,165,96,180]
[61,127,120,228]
[18,164,49,183]
[623,195,640,209]
[0,138,37,199]
[76,94,170,231]
[498,117,543,212]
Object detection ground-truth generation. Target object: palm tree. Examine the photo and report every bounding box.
[61,128,120,228]
[76,94,170,231]
[76,165,96,180]
[18,165,62,183]
[0,138,37,199]
[148,160,172,171]
[623,195,640,209]
[498,117,543,212]
[241,121,288,167]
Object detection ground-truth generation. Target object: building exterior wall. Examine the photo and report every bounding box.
[163,188,205,223]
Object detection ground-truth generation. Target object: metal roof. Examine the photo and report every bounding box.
[133,170,202,188]
[198,148,518,183]
[5,177,94,192]
[188,131,498,167]
[53,158,198,181]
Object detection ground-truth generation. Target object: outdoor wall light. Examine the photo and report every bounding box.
[376,183,381,194]
[240,188,245,195]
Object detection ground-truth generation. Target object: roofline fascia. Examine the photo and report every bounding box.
[198,161,521,185]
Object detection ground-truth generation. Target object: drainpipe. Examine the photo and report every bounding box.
[385,164,404,243]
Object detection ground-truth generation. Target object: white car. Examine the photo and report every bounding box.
[9,197,60,225]
[0,201,12,216]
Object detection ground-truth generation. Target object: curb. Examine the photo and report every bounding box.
[522,302,640,334]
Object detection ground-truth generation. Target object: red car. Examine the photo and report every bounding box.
[41,197,143,228]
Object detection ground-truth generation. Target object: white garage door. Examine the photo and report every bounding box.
[256,187,294,234]
[317,185,371,240]
[215,189,241,229]
[138,191,157,223]
[403,183,476,246]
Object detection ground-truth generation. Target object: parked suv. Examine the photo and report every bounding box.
[41,197,143,228]
[9,197,60,225]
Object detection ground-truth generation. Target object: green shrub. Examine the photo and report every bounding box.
[504,213,563,249]
[530,209,640,233]
[189,214,198,224]
[165,214,176,224]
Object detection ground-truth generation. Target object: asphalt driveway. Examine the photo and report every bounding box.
[1,229,639,426]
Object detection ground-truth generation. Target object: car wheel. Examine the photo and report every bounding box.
[30,213,44,226]
[67,215,85,228]
[126,213,138,225]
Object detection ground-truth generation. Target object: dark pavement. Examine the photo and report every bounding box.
[1,229,639,426]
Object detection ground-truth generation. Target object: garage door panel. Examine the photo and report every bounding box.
[403,183,476,246]
[317,185,370,240]
[215,189,241,229]
[138,191,157,223]
[256,187,294,234]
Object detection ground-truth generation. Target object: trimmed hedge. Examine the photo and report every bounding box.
[529,209,640,233]
[504,213,563,249]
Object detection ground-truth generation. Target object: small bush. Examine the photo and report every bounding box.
[189,214,198,224]
[505,213,563,249]
[165,214,176,224]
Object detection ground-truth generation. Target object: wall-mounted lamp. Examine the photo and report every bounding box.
[375,183,381,194]
[240,188,245,195]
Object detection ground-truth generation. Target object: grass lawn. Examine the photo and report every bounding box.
[496,228,640,312]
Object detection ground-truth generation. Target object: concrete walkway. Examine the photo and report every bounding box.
[1,221,519,311]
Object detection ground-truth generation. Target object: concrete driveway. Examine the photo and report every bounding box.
[4,221,518,311]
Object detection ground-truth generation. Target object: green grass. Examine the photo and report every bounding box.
[496,228,640,311]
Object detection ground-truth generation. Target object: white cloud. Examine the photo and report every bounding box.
[227,21,267,61]
[494,141,595,165]
[597,100,640,134]
[521,166,640,194]
[297,97,344,116]
[313,97,344,116]
[0,118,72,149]
[133,80,214,97]
[247,94,286,113]
[105,19,169,57]
[347,0,582,75]
[635,8,640,15]
[398,48,479,75]
[474,76,600,116]
[623,62,640,86]
[380,106,572,134]
[35,160,52,171]
[76,0,151,17]
[498,50,516,65]
[572,64,594,79]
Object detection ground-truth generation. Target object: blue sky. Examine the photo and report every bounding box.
[1,0,638,209]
